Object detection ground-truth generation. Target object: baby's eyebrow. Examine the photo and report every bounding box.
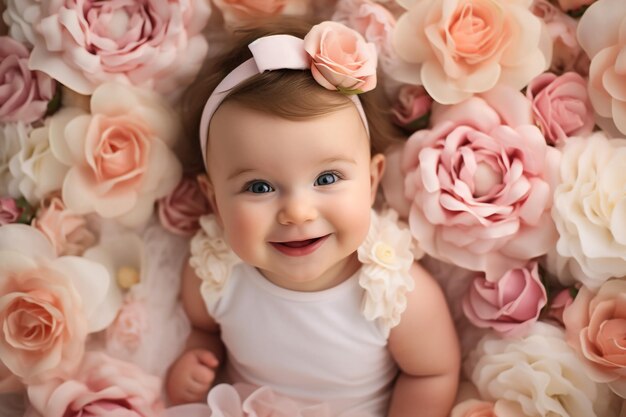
[227,168,257,181]
[319,156,357,165]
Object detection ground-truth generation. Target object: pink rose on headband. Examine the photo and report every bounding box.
[158,176,211,236]
[213,0,310,28]
[28,0,211,95]
[462,262,548,337]
[26,352,163,417]
[0,36,55,124]
[303,21,378,94]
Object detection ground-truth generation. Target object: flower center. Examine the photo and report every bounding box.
[374,242,396,264]
[473,161,502,197]
[117,266,140,289]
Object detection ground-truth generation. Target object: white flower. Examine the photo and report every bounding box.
[0,123,29,197]
[357,208,415,333]
[8,108,82,205]
[552,132,626,288]
[190,215,241,306]
[2,0,41,46]
[466,322,619,417]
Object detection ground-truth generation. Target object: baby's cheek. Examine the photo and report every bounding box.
[222,205,267,258]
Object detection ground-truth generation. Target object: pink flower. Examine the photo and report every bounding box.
[577,0,626,136]
[0,36,55,124]
[547,288,574,326]
[526,72,594,145]
[563,279,626,397]
[0,197,22,225]
[213,0,310,28]
[391,85,432,130]
[530,0,589,75]
[158,176,211,237]
[0,225,111,384]
[450,399,497,417]
[402,86,560,279]
[462,262,548,337]
[303,21,378,94]
[106,299,149,355]
[557,0,596,12]
[392,0,552,104]
[26,352,163,417]
[28,0,211,95]
[50,83,182,228]
[32,196,96,256]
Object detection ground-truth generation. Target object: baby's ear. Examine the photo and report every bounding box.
[197,174,222,224]
[369,153,386,205]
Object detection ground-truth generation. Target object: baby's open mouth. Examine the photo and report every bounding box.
[278,237,322,248]
[270,235,330,256]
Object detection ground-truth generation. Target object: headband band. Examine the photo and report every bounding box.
[198,34,371,165]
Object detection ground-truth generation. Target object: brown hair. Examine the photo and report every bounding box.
[178,17,402,172]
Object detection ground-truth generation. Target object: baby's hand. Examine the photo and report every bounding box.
[166,349,219,405]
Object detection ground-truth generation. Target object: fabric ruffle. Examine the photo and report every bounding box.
[357,209,415,335]
[189,215,241,307]
[165,383,348,417]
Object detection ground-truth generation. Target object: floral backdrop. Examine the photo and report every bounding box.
[0,0,625,416]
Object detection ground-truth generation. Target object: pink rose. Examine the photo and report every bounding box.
[526,72,594,145]
[558,0,596,12]
[391,85,432,130]
[577,0,626,136]
[158,176,211,236]
[0,36,55,124]
[106,299,149,355]
[402,86,560,279]
[393,0,552,104]
[547,288,574,326]
[450,399,496,417]
[462,262,548,337]
[28,0,211,95]
[563,279,626,397]
[530,0,589,76]
[214,0,310,28]
[303,21,378,94]
[32,196,96,256]
[26,352,163,417]
[50,83,182,228]
[0,197,22,225]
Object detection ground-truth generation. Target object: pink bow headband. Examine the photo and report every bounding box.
[199,21,378,164]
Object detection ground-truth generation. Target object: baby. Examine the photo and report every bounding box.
[166,18,460,417]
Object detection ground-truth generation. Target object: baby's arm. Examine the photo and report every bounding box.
[386,263,460,417]
[166,260,225,405]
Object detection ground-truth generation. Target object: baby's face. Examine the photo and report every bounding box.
[206,101,384,291]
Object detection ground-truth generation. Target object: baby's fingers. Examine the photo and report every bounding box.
[191,365,215,386]
[194,350,219,369]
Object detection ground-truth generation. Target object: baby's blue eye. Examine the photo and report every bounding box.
[246,181,274,193]
[315,172,339,186]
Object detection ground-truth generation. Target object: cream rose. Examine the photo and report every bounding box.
[28,0,211,95]
[0,225,111,384]
[467,322,619,417]
[214,0,310,28]
[563,279,626,398]
[50,83,182,228]
[303,21,378,93]
[577,0,626,135]
[552,132,626,288]
[393,0,552,104]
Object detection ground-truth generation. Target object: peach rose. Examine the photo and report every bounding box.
[526,72,594,145]
[0,225,111,384]
[26,352,163,417]
[0,197,21,225]
[50,83,182,228]
[577,0,626,136]
[393,0,552,104]
[32,196,96,256]
[462,262,548,337]
[563,279,626,398]
[0,36,55,124]
[391,85,432,131]
[214,0,310,28]
[158,176,211,237]
[402,86,560,280]
[303,21,378,94]
[28,0,211,95]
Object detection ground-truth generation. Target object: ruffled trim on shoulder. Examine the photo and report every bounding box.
[357,208,416,336]
[189,214,241,307]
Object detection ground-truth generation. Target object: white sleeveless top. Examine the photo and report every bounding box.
[189,209,416,417]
